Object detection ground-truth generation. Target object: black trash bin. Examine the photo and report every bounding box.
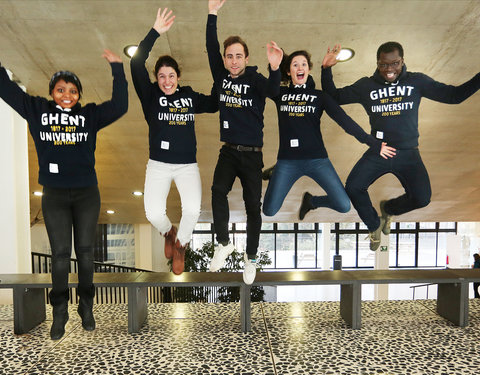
[333,254,342,270]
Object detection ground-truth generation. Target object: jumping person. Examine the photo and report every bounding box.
[206,0,283,284]
[0,50,128,339]
[131,8,218,275]
[262,50,385,221]
[322,42,480,250]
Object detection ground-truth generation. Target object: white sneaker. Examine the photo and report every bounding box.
[209,242,235,272]
[243,254,257,285]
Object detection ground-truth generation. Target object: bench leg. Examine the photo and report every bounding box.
[127,286,148,333]
[13,287,46,334]
[340,283,361,329]
[240,284,251,333]
[437,282,469,327]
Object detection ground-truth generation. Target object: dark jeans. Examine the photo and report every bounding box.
[42,185,100,306]
[211,145,263,257]
[346,148,431,232]
[263,158,350,216]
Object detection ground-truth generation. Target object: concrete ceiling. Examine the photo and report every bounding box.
[1,0,479,225]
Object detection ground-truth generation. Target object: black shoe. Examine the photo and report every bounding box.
[262,165,275,181]
[78,299,96,331]
[50,304,69,340]
[299,192,313,220]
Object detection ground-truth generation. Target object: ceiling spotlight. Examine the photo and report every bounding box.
[106,210,115,215]
[33,191,43,196]
[132,191,143,196]
[336,48,355,62]
[123,45,138,58]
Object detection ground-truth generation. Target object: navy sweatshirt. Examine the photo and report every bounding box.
[0,62,128,188]
[273,76,381,160]
[206,14,281,147]
[131,28,218,164]
[322,65,480,149]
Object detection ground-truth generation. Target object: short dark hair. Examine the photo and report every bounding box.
[223,36,249,57]
[280,50,313,83]
[474,253,480,261]
[154,55,181,78]
[377,41,404,60]
[49,71,82,98]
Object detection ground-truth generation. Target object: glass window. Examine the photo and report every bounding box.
[436,233,448,267]
[277,223,294,231]
[233,232,247,253]
[400,222,416,230]
[418,232,437,267]
[297,233,316,268]
[191,233,213,252]
[235,223,246,231]
[276,233,295,268]
[439,222,456,229]
[397,233,416,266]
[261,223,273,230]
[298,223,314,230]
[195,223,211,230]
[259,233,275,269]
[339,223,356,230]
[389,233,397,267]
[316,231,325,269]
[419,222,436,230]
[358,234,375,267]
[338,234,356,267]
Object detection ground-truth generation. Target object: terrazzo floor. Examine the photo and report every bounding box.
[1,299,480,374]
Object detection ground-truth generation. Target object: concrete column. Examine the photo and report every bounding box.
[374,234,390,300]
[0,72,31,304]
[321,223,331,270]
[134,223,170,272]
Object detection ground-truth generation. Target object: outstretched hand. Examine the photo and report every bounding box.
[380,142,396,159]
[153,7,175,34]
[102,49,122,63]
[209,0,226,14]
[322,44,341,68]
[267,41,283,71]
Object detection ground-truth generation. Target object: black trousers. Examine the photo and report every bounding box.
[211,146,263,257]
[42,185,100,306]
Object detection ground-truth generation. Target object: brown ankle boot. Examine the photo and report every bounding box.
[163,225,177,259]
[172,239,186,275]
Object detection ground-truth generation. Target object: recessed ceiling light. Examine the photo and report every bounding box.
[123,45,138,58]
[33,191,43,196]
[336,48,355,62]
[106,210,115,215]
[132,191,143,196]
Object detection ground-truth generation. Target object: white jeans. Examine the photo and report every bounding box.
[144,159,201,246]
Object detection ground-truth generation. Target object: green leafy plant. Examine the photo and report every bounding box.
[168,241,271,302]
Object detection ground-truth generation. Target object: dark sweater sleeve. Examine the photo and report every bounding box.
[256,66,281,99]
[206,14,226,82]
[322,91,382,153]
[195,83,219,114]
[321,66,363,105]
[419,72,480,104]
[130,28,158,103]
[0,63,33,120]
[94,62,129,130]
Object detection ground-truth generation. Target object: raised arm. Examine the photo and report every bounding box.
[0,61,32,120]
[95,49,128,129]
[322,44,341,69]
[420,72,480,104]
[195,83,219,114]
[130,8,175,102]
[206,1,227,81]
[322,91,393,157]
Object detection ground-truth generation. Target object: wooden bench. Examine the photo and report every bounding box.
[1,268,480,335]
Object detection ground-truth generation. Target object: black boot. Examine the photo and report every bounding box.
[50,303,69,340]
[299,192,314,220]
[78,298,95,331]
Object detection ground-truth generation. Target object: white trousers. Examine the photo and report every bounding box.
[144,159,201,246]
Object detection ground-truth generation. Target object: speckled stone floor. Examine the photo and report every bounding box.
[1,299,479,374]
